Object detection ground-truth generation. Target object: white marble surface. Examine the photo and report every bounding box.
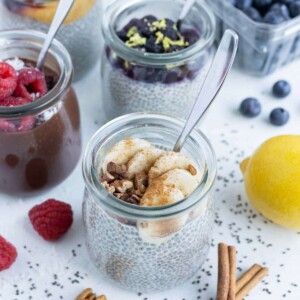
[1,59,300,300]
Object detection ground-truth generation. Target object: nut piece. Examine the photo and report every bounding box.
[187,164,197,176]
[99,172,115,183]
[134,172,148,193]
[111,180,133,193]
[107,161,129,179]
[75,288,93,300]
[101,181,116,194]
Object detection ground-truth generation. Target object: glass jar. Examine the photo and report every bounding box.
[101,0,215,120]
[82,113,216,292]
[0,30,81,195]
[0,0,101,81]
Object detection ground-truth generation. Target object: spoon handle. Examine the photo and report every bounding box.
[173,29,239,152]
[36,0,75,70]
[179,0,197,20]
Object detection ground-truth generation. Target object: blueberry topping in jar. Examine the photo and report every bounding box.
[264,10,286,24]
[289,1,300,18]
[235,0,253,10]
[243,7,262,21]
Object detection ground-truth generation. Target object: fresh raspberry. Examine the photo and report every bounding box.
[28,199,73,241]
[0,97,35,132]
[13,68,48,101]
[0,62,17,100]
[0,235,17,271]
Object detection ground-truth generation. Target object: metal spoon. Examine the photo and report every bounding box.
[176,0,197,30]
[36,0,75,70]
[173,29,239,152]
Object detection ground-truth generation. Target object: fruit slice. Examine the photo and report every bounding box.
[127,147,164,178]
[102,138,152,172]
[0,62,17,100]
[13,68,48,100]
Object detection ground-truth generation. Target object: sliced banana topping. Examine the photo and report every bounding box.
[127,148,164,178]
[148,151,201,183]
[102,138,152,172]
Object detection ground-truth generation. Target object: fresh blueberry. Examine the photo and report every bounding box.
[163,27,179,40]
[235,0,253,10]
[165,18,175,27]
[116,29,128,42]
[139,21,152,37]
[141,15,157,23]
[253,0,272,12]
[289,1,300,17]
[145,36,163,53]
[181,29,200,45]
[240,98,262,117]
[263,11,286,24]
[270,3,290,20]
[269,108,289,126]
[243,7,262,21]
[272,80,291,98]
[124,18,141,31]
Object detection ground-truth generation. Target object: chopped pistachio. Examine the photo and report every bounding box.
[127,26,138,37]
[152,18,167,30]
[125,33,147,47]
[155,31,164,44]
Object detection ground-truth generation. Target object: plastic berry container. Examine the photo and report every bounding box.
[208,0,300,76]
[82,113,216,292]
[0,30,81,195]
[101,0,215,120]
[0,0,101,81]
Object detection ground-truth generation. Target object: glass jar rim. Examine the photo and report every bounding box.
[102,0,216,66]
[0,29,73,118]
[82,113,217,220]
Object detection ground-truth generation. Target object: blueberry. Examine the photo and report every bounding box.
[168,45,186,52]
[253,0,272,12]
[243,7,262,21]
[165,18,175,27]
[289,1,300,17]
[141,15,157,23]
[270,3,290,20]
[269,108,289,125]
[272,80,291,98]
[123,18,141,31]
[181,29,200,45]
[240,98,261,117]
[235,0,253,10]
[139,22,152,37]
[116,29,128,42]
[163,27,179,40]
[145,36,163,53]
[263,11,286,24]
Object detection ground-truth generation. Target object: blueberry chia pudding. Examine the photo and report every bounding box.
[101,0,215,120]
[83,130,216,292]
[0,0,101,80]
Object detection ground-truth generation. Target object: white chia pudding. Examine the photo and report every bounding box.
[82,136,216,292]
[0,0,101,80]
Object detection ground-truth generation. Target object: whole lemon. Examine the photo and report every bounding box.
[240,135,300,230]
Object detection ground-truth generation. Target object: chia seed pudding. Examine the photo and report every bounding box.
[101,0,215,120]
[0,0,101,80]
[82,114,216,292]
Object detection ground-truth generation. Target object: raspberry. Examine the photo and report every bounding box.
[13,68,48,101]
[0,62,17,100]
[0,97,35,132]
[29,199,73,241]
[0,235,17,271]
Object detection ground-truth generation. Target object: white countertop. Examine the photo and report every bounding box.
[1,59,300,300]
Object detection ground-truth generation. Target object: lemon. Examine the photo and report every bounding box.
[21,0,95,25]
[240,135,300,230]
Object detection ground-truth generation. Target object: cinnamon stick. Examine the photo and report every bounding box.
[236,264,262,293]
[228,246,236,300]
[216,243,230,300]
[236,267,269,300]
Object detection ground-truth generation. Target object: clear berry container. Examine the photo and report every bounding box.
[0,30,81,195]
[0,0,101,81]
[208,0,300,75]
[101,0,215,120]
[82,113,216,292]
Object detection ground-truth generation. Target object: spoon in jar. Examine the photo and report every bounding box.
[173,29,239,152]
[176,0,197,30]
[36,0,75,70]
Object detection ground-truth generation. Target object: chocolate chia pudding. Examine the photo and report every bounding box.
[0,0,101,80]
[82,114,216,292]
[0,32,81,195]
[101,0,215,120]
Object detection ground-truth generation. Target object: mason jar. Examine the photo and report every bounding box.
[101,0,215,120]
[0,0,101,81]
[0,30,81,195]
[82,113,216,292]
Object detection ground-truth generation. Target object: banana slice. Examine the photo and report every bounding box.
[148,152,202,183]
[127,148,164,178]
[102,138,152,172]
